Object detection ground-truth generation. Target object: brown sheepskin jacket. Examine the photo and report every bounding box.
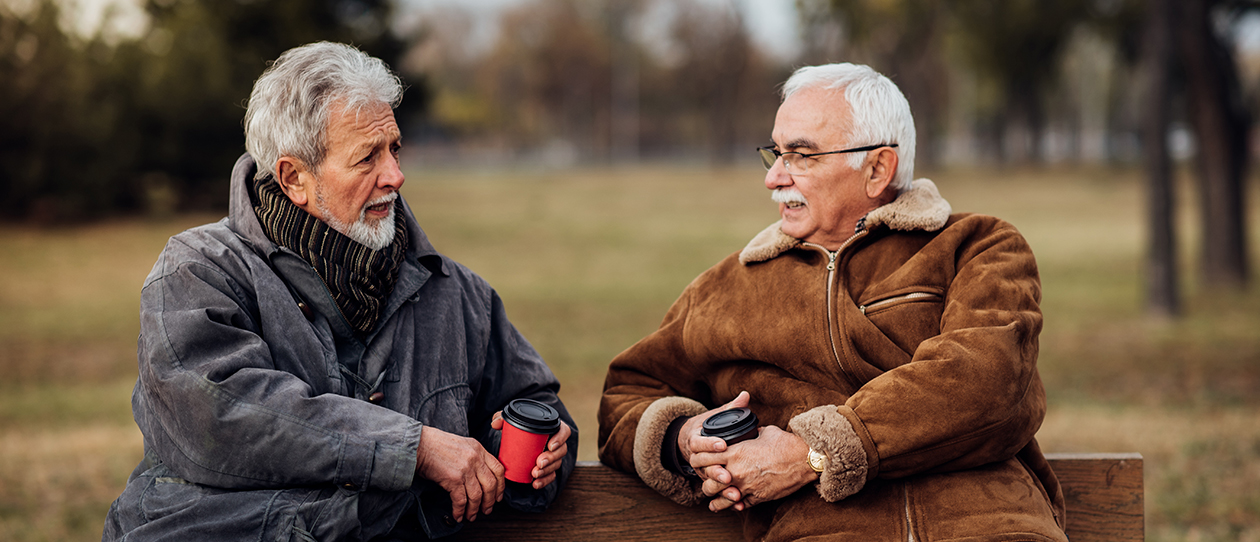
[598,179,1068,542]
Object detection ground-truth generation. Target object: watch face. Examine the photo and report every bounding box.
[808,449,826,472]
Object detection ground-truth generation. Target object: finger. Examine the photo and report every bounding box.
[548,422,572,451]
[487,455,506,503]
[723,390,751,409]
[533,447,565,479]
[699,464,730,484]
[531,471,556,490]
[722,486,742,503]
[479,457,504,515]
[686,434,728,455]
[709,494,739,512]
[689,449,731,470]
[701,476,729,497]
[464,476,485,522]
[490,411,503,430]
[449,486,469,523]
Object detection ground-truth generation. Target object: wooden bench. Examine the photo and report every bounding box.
[453,453,1144,541]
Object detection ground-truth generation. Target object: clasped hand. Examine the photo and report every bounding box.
[679,392,816,512]
[415,413,571,523]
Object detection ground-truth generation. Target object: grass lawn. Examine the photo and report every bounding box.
[1,163,1257,541]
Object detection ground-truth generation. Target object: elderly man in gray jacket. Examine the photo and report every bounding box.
[102,42,577,541]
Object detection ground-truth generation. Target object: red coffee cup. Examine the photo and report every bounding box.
[498,399,561,484]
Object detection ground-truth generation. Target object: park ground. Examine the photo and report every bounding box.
[1,164,1258,541]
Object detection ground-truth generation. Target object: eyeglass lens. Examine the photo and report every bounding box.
[759,148,805,173]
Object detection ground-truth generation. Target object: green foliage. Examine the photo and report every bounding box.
[0,2,139,221]
[0,0,427,222]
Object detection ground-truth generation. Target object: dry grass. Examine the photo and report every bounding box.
[0,163,1257,540]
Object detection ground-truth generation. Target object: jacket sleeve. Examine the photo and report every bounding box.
[808,219,1046,490]
[134,235,421,492]
[597,288,713,505]
[471,288,579,512]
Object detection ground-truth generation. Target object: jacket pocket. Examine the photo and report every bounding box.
[858,290,944,357]
[415,383,474,436]
[858,291,942,315]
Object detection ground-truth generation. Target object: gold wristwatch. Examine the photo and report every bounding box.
[807,447,826,473]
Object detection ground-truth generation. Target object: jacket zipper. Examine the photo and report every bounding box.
[803,231,865,378]
[859,292,940,315]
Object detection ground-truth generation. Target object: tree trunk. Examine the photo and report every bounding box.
[1142,0,1180,316]
[1176,0,1251,289]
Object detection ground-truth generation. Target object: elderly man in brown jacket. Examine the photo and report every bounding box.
[598,63,1068,542]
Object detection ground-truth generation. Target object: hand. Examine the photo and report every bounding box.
[677,391,751,482]
[690,426,817,512]
[491,412,573,490]
[415,426,505,523]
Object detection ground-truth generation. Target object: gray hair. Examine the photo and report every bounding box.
[782,63,916,193]
[244,42,404,180]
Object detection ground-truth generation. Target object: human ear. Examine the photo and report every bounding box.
[275,157,313,208]
[865,147,899,200]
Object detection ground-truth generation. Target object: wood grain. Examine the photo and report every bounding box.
[452,454,1143,541]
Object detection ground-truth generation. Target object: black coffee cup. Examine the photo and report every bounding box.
[701,407,759,445]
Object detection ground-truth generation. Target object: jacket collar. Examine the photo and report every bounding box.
[739,178,952,265]
[227,152,451,277]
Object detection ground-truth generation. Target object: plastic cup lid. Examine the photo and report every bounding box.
[701,407,758,441]
[503,398,561,434]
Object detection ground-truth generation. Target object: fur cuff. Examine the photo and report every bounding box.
[789,405,869,502]
[633,397,709,505]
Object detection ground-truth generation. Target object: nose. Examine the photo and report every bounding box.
[764,157,792,191]
[378,152,405,191]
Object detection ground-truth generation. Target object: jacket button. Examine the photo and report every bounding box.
[368,392,385,403]
[298,302,314,321]
[342,482,358,491]
[442,515,458,527]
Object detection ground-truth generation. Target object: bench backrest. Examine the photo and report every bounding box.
[453,453,1144,541]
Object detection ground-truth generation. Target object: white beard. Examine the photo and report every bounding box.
[317,190,398,251]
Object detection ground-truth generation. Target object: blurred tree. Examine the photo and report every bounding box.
[808,0,950,167]
[0,0,426,222]
[948,0,1093,164]
[1174,0,1251,289]
[480,0,613,160]
[1140,0,1180,316]
[667,0,754,163]
[129,0,424,211]
[0,1,139,221]
[606,0,647,163]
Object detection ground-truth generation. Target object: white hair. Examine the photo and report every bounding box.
[782,63,916,193]
[244,42,403,180]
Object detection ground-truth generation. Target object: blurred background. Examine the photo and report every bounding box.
[1,0,1258,540]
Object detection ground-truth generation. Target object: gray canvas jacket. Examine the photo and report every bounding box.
[103,154,577,541]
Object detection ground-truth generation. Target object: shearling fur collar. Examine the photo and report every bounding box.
[739,178,952,265]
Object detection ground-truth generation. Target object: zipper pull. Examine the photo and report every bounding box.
[826,251,838,271]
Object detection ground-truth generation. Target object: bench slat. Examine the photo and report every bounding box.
[452,453,1142,541]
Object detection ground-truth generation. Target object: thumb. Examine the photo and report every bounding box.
[725,391,751,409]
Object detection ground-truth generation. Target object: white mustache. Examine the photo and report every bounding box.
[771,188,807,205]
[361,191,398,215]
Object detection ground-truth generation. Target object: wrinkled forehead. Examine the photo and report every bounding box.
[772,86,853,150]
[325,101,400,151]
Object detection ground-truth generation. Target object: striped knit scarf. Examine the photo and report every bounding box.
[253,178,408,335]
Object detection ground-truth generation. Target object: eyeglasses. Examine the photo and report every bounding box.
[757,143,898,174]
